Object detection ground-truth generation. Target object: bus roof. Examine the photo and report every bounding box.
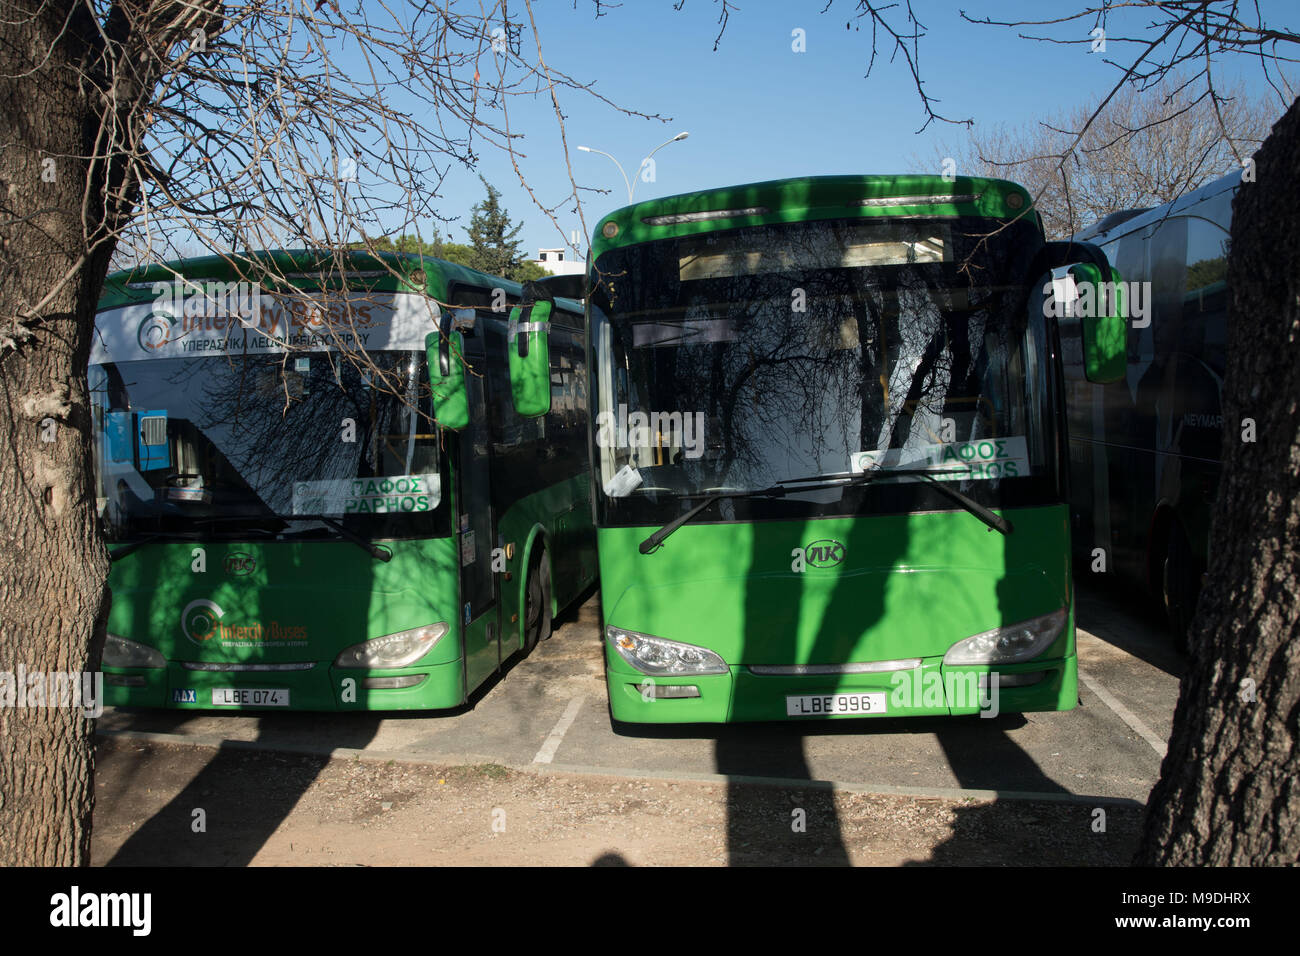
[1073,171,1240,246]
[96,249,555,312]
[590,174,1036,260]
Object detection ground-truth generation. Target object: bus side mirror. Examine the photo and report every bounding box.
[1070,262,1127,385]
[425,322,469,430]
[508,300,552,418]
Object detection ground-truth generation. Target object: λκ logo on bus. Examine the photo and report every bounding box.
[224,552,256,576]
[136,312,176,353]
[804,539,846,568]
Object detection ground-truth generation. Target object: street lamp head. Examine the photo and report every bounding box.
[672,132,690,142]
[577,145,592,152]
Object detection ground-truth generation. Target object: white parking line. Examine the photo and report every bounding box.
[532,696,585,764]
[1078,668,1167,757]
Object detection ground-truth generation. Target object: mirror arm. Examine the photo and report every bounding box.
[439,314,452,376]
[1029,239,1115,283]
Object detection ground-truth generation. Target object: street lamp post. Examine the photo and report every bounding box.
[578,132,689,204]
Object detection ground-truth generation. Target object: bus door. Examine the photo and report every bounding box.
[456,320,502,692]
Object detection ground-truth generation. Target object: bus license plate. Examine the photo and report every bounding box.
[786,693,886,716]
[211,688,290,707]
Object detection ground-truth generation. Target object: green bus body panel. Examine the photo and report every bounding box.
[590,174,1034,261]
[104,537,463,710]
[599,505,1077,723]
[498,473,596,652]
[103,480,596,712]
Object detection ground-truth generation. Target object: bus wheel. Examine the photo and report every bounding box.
[524,550,553,654]
[1162,524,1198,653]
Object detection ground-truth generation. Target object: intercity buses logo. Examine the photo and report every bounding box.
[180,598,308,647]
[181,599,224,643]
[136,312,176,353]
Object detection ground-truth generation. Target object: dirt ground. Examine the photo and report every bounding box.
[92,735,1144,866]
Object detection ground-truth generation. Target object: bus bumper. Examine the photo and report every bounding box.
[606,651,1078,724]
[102,658,469,712]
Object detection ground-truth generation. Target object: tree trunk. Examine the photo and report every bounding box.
[1136,96,1300,865]
[0,3,118,866]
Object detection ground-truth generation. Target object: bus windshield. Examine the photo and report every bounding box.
[590,215,1057,518]
[91,349,446,542]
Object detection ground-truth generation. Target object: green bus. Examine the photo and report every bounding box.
[93,250,596,711]
[534,175,1125,723]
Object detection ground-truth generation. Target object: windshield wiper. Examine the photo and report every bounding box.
[639,485,788,554]
[111,514,394,563]
[107,519,278,561]
[281,515,393,563]
[779,467,1013,535]
[176,513,391,562]
[639,470,901,553]
[911,471,1014,535]
[638,466,1011,554]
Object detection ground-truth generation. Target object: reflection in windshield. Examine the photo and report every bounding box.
[90,349,445,541]
[591,216,1053,513]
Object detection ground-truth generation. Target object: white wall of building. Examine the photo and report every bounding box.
[532,247,586,276]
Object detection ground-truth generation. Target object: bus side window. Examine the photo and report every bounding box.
[1183,216,1229,380]
[1148,216,1189,362]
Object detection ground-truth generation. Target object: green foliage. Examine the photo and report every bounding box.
[466,176,529,280]
[353,178,544,281]
[1186,256,1227,293]
[349,233,477,270]
[513,259,550,282]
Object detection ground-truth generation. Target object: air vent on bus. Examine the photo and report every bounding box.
[182,662,316,672]
[139,416,167,446]
[855,194,979,207]
[750,659,922,676]
[642,207,769,225]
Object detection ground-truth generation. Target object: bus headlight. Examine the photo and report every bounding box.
[943,608,1068,665]
[102,634,166,669]
[334,623,449,669]
[607,626,727,675]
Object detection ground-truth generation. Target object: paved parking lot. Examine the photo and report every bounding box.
[98,579,1183,806]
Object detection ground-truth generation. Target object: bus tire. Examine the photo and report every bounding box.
[1162,523,1197,653]
[524,548,553,654]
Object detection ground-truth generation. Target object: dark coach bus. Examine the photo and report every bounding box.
[1063,172,1237,646]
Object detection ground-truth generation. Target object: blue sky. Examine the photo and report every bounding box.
[388,0,1296,259]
